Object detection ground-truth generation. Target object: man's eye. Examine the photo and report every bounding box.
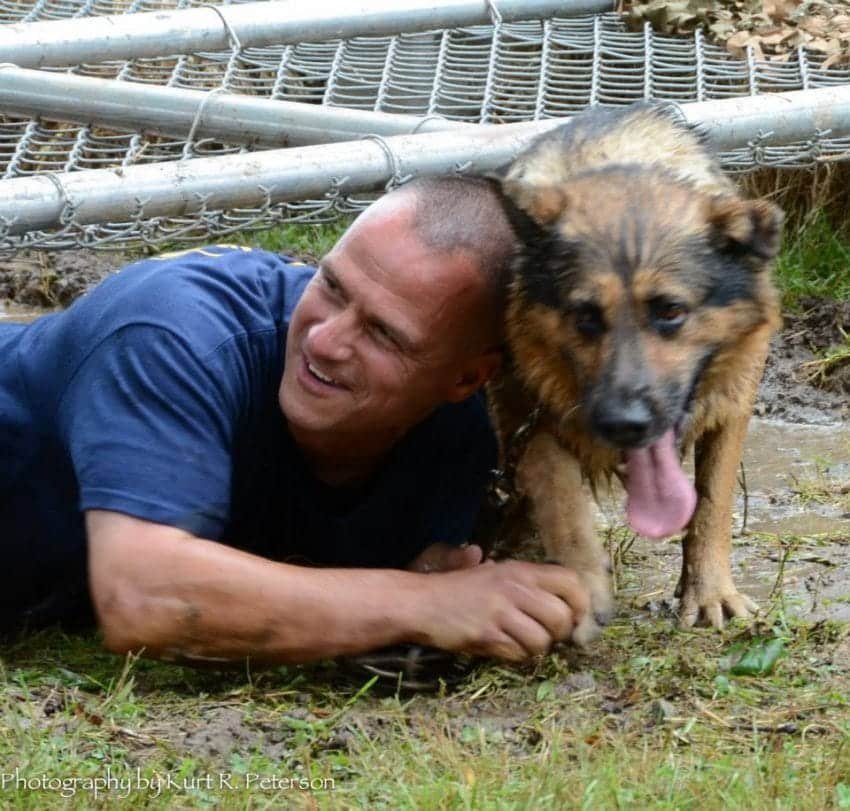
[370,322,395,344]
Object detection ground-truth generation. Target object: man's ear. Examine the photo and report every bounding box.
[707,196,784,261]
[445,348,503,403]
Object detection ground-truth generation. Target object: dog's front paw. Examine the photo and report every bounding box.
[677,575,759,629]
[585,565,615,625]
[568,563,614,646]
[571,613,602,646]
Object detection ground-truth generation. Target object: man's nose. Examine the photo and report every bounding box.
[307,309,356,360]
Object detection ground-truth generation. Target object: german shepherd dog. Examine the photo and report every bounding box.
[488,103,783,643]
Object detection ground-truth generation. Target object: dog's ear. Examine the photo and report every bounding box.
[483,170,566,245]
[498,186,553,247]
[707,196,784,262]
[502,179,569,227]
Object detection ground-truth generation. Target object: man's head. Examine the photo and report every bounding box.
[279,175,516,463]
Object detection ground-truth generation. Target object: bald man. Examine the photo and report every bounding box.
[0,176,588,665]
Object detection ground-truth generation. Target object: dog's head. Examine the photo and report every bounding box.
[498,165,783,450]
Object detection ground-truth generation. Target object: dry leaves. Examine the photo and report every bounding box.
[623,0,850,68]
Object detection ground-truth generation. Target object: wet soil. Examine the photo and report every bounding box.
[593,417,850,622]
[0,250,131,310]
[757,297,850,423]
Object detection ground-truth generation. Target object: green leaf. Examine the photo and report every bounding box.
[536,680,555,701]
[721,637,785,676]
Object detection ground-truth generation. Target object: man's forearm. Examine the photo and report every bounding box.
[87,511,589,664]
[87,511,427,664]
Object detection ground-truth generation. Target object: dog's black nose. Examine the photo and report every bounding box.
[591,398,654,447]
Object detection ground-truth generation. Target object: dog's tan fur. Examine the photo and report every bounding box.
[489,105,783,641]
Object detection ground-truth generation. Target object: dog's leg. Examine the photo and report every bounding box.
[677,414,758,628]
[517,432,612,644]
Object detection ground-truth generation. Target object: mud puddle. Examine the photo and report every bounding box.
[607,417,850,624]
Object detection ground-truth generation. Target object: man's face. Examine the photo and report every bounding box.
[279,196,491,447]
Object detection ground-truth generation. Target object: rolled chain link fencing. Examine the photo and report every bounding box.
[1,0,849,253]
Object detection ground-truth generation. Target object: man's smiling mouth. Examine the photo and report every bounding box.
[307,361,337,385]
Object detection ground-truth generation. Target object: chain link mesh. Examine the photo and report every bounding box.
[2,3,850,251]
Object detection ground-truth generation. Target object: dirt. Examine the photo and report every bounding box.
[0,250,132,309]
[151,705,296,762]
[760,297,850,423]
[762,298,850,412]
[5,622,848,771]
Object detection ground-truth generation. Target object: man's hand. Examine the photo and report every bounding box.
[408,544,589,661]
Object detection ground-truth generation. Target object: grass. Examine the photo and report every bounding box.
[1,606,848,808]
[774,211,850,307]
[231,219,353,266]
[800,327,850,389]
[786,453,850,513]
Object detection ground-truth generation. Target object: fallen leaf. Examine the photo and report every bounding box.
[720,637,785,676]
[823,51,850,67]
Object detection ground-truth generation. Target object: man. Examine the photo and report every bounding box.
[0,175,588,664]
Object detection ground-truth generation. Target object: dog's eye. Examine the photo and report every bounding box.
[573,304,606,339]
[649,299,689,335]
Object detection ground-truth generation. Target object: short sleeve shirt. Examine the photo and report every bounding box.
[0,247,497,630]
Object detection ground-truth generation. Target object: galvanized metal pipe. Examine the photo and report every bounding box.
[2,124,552,234]
[4,63,844,152]
[676,89,850,151]
[0,0,615,69]
[0,65,472,147]
[2,85,850,235]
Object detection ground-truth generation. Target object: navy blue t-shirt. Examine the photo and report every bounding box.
[0,246,497,631]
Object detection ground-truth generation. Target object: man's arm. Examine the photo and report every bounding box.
[87,510,589,664]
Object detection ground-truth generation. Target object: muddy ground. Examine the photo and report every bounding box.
[759,296,850,424]
[1,248,848,774]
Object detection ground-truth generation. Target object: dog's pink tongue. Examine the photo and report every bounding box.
[625,429,697,539]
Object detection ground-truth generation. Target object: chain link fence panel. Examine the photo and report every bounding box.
[1,2,849,252]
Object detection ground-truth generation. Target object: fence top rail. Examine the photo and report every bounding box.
[0,0,614,68]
